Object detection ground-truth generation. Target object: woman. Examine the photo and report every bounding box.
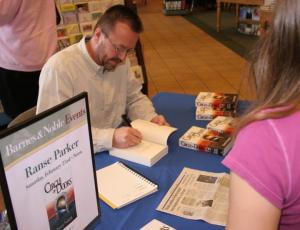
[223,0,300,229]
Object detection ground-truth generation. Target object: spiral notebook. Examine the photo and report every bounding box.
[96,162,158,209]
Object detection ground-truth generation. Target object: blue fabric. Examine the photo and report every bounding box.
[90,92,247,230]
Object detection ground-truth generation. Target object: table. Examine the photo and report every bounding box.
[216,0,264,32]
[90,93,248,230]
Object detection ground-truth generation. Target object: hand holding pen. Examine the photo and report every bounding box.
[121,114,132,127]
[112,114,142,148]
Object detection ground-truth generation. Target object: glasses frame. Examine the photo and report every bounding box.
[102,30,135,56]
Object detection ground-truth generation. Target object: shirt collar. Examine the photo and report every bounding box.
[77,36,104,73]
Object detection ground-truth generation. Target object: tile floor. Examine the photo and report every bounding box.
[137,0,253,100]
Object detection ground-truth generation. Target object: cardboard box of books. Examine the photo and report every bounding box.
[206,116,235,135]
[195,92,239,110]
[179,126,232,156]
[196,107,235,120]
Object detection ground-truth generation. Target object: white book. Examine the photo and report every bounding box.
[140,219,176,230]
[96,162,158,209]
[109,119,177,167]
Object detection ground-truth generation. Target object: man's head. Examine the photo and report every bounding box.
[88,5,143,72]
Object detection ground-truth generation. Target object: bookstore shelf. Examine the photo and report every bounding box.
[162,0,190,16]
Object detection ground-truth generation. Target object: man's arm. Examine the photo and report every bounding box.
[126,65,169,125]
[36,60,74,114]
[92,126,142,152]
[0,0,22,25]
[226,172,281,230]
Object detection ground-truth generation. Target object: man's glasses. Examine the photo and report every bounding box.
[103,31,135,56]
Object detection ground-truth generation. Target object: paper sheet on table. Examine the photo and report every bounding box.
[157,167,229,226]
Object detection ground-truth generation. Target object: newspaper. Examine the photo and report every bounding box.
[157,167,229,226]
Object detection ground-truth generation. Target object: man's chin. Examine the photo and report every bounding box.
[103,64,117,72]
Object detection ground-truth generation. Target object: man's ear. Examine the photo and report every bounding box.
[93,27,102,41]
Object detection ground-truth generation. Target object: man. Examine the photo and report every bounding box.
[0,0,57,119]
[37,5,169,153]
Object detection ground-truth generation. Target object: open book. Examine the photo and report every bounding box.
[109,119,177,167]
[96,162,158,209]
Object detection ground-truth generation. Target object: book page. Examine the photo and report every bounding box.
[97,162,158,209]
[140,219,176,230]
[110,140,168,167]
[131,119,177,145]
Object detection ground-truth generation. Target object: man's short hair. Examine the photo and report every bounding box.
[95,4,143,34]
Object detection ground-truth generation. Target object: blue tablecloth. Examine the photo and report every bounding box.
[90,92,245,230]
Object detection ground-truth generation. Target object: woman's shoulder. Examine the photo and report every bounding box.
[240,110,300,138]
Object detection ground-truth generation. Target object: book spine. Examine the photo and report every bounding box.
[195,102,236,110]
[197,145,225,156]
[179,140,198,150]
[207,127,234,136]
[179,139,225,155]
[196,114,214,120]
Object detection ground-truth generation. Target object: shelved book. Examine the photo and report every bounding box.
[179,126,233,156]
[109,119,177,167]
[96,162,158,209]
[206,116,235,135]
[195,92,239,110]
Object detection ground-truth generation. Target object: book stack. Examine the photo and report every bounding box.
[195,92,238,120]
[179,126,233,156]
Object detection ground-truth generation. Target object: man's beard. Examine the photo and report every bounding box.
[100,56,122,72]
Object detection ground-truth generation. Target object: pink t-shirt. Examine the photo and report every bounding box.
[223,111,300,229]
[0,0,57,71]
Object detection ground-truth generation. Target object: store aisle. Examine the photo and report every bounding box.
[137,0,253,100]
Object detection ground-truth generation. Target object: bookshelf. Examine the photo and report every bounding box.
[216,0,264,32]
[56,0,116,49]
[162,0,190,15]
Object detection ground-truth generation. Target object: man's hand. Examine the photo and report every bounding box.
[151,115,170,126]
[112,127,142,148]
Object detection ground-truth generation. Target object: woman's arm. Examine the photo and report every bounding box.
[226,172,281,230]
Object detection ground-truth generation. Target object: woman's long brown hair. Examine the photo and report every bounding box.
[235,0,300,134]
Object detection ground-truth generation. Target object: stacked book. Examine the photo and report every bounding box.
[195,92,239,120]
[179,116,235,156]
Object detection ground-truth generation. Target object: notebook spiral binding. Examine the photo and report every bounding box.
[117,162,157,187]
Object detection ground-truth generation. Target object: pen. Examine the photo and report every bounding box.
[121,114,132,127]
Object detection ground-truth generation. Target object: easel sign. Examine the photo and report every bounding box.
[0,92,100,230]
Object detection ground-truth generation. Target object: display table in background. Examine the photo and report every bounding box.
[216,0,264,32]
